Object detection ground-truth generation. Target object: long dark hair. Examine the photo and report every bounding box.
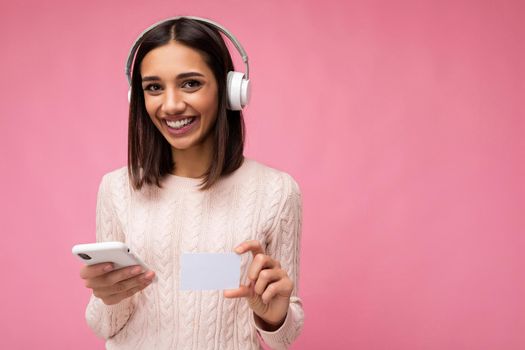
[128,17,245,191]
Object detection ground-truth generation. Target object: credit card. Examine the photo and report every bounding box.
[180,252,241,290]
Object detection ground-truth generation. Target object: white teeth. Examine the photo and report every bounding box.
[166,117,194,129]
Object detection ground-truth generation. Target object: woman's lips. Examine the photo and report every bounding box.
[162,115,197,122]
[163,116,199,136]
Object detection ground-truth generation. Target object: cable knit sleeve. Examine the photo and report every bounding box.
[84,173,136,339]
[252,173,305,349]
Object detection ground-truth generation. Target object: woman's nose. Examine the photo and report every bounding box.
[161,88,186,114]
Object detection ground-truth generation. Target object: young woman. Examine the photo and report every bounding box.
[79,16,304,349]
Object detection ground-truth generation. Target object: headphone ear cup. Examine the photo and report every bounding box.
[227,71,250,110]
[241,76,251,107]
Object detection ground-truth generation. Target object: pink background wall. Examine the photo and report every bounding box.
[1,0,523,349]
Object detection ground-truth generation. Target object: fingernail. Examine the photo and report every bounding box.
[131,267,142,275]
[235,247,242,254]
[104,264,113,272]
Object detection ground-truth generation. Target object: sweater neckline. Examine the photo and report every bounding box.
[161,172,204,190]
[160,157,251,191]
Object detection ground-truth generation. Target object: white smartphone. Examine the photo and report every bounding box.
[72,241,149,271]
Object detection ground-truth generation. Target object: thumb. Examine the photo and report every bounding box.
[223,281,256,299]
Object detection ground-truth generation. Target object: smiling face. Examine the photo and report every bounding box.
[140,40,219,153]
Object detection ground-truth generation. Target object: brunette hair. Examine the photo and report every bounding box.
[127,17,245,191]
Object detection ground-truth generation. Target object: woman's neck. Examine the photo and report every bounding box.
[171,137,213,178]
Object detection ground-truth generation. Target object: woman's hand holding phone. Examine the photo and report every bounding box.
[79,263,156,305]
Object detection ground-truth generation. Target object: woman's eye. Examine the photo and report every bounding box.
[143,84,161,92]
[182,80,202,89]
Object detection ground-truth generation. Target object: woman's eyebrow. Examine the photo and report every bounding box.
[142,72,205,82]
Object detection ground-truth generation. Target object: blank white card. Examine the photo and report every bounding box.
[180,253,241,290]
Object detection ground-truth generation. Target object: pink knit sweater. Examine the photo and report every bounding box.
[85,158,304,349]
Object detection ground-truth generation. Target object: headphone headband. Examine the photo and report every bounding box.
[125,16,250,86]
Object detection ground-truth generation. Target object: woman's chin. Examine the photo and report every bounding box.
[168,136,205,152]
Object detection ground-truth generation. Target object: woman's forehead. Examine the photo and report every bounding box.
[140,41,211,78]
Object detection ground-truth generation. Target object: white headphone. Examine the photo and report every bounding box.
[125,16,251,111]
